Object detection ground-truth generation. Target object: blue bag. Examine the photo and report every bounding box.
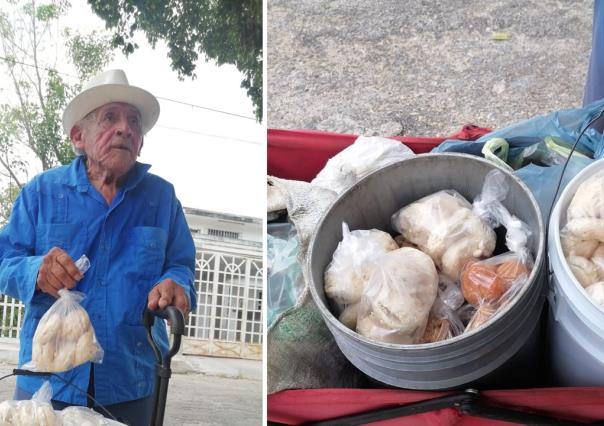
[433,100,604,218]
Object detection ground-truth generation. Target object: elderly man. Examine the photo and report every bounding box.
[0,69,196,425]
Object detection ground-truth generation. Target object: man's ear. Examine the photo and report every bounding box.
[70,125,84,151]
[138,137,144,156]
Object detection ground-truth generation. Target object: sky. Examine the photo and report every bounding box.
[2,1,265,218]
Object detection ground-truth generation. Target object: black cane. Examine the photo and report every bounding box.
[143,306,185,426]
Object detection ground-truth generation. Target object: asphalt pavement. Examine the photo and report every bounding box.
[268,0,593,136]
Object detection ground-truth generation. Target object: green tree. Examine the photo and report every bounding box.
[88,0,263,121]
[0,182,20,227]
[0,0,113,218]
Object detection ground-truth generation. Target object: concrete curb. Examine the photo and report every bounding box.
[171,355,262,381]
[0,342,261,382]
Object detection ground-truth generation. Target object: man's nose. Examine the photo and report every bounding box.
[115,117,133,137]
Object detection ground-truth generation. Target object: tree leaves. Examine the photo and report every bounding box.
[0,184,20,226]
[0,0,113,218]
[66,30,114,81]
[88,0,263,121]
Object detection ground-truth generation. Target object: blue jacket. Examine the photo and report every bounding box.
[0,156,196,405]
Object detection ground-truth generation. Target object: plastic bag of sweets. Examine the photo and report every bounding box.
[25,255,103,373]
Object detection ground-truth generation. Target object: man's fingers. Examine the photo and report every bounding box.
[37,283,58,298]
[40,273,61,298]
[56,252,84,282]
[158,285,174,309]
[50,262,76,289]
[174,289,191,324]
[174,290,188,311]
[37,247,83,295]
[46,271,63,291]
[147,286,161,310]
[147,281,189,318]
[173,291,189,317]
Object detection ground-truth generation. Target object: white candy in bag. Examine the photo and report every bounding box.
[391,190,496,280]
[561,173,604,296]
[0,381,58,425]
[356,247,438,344]
[25,255,103,373]
[60,406,126,425]
[324,222,398,306]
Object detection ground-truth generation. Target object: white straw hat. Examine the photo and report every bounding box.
[62,69,160,135]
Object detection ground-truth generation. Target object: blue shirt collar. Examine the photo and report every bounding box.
[64,156,152,192]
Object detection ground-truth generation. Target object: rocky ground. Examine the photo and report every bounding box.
[268,0,592,137]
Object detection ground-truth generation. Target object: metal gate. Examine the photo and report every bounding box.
[0,295,24,339]
[182,250,263,360]
[0,250,264,361]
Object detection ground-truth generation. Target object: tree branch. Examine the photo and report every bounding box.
[4,48,42,168]
[30,0,46,111]
[0,155,23,188]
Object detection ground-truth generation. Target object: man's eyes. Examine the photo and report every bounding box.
[101,113,140,128]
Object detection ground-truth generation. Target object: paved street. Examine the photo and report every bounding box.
[0,362,262,426]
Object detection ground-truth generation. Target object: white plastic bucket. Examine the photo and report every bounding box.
[548,159,604,386]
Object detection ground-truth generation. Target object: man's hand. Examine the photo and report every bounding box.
[36,247,83,297]
[147,278,190,319]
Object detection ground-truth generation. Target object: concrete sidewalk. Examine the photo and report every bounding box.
[0,340,262,382]
[0,360,262,426]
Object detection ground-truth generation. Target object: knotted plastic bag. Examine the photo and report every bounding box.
[356,247,438,344]
[473,169,533,253]
[60,407,125,425]
[460,252,532,307]
[25,255,103,373]
[0,381,58,425]
[460,173,535,332]
[324,223,398,313]
[421,275,465,343]
[311,136,414,194]
[391,189,496,281]
[460,248,533,332]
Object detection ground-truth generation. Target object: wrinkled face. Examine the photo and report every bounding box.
[71,102,143,177]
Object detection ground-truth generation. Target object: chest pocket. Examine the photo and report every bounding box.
[35,223,88,260]
[126,226,168,279]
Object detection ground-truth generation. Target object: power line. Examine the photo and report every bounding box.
[0,55,262,146]
[0,56,257,121]
[0,55,79,79]
[155,97,256,121]
[155,124,263,146]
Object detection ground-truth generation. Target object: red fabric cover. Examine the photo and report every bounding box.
[268,387,604,425]
[267,124,603,426]
[267,125,491,182]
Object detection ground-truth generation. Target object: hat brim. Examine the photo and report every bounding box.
[62,84,160,136]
